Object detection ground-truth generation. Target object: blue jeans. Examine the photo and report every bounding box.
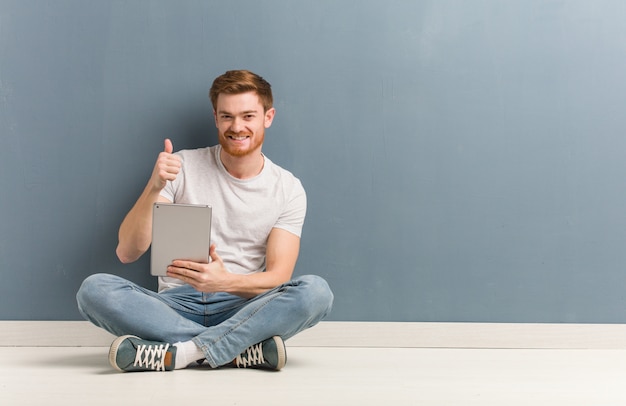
[76,273,333,368]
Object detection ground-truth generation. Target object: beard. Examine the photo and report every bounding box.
[219,130,265,157]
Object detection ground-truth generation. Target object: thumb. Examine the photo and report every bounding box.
[164,138,174,154]
[209,244,222,263]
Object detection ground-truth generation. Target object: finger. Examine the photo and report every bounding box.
[171,260,192,270]
[167,265,190,280]
[159,162,180,178]
[164,138,174,154]
[165,154,181,168]
[181,268,193,279]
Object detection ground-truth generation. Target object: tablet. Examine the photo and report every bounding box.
[150,202,212,276]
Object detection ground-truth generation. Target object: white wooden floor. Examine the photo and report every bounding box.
[3,345,626,405]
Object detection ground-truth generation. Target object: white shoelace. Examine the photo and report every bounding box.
[133,343,170,371]
[235,343,265,368]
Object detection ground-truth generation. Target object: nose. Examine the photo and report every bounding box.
[229,117,244,133]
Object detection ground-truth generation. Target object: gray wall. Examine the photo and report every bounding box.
[2,1,626,322]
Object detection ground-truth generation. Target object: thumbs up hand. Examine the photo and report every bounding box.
[150,138,181,192]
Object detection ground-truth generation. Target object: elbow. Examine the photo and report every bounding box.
[116,245,137,264]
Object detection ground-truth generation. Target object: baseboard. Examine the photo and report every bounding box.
[3,321,626,348]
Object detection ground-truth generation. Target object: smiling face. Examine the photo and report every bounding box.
[214,91,275,158]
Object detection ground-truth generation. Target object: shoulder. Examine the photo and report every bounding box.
[264,156,305,193]
[174,146,219,171]
[176,146,215,161]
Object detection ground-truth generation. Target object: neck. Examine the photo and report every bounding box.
[219,148,264,179]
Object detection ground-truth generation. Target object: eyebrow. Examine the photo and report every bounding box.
[218,110,258,115]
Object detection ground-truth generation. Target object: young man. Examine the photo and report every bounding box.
[76,70,333,372]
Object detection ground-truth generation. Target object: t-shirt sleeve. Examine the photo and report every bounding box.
[274,180,307,238]
[160,181,175,202]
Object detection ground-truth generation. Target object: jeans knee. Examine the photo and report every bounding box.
[295,275,334,319]
[76,273,120,315]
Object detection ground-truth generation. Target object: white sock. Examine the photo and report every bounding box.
[173,341,206,369]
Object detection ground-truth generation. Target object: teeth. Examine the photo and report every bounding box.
[230,136,248,140]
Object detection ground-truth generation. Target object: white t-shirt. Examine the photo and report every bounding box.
[157,145,306,291]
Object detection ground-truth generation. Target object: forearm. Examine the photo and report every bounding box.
[116,185,163,263]
[222,271,292,299]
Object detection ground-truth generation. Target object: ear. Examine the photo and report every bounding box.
[213,110,218,128]
[264,107,276,128]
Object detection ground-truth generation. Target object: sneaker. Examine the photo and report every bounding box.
[109,335,176,372]
[234,336,286,370]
